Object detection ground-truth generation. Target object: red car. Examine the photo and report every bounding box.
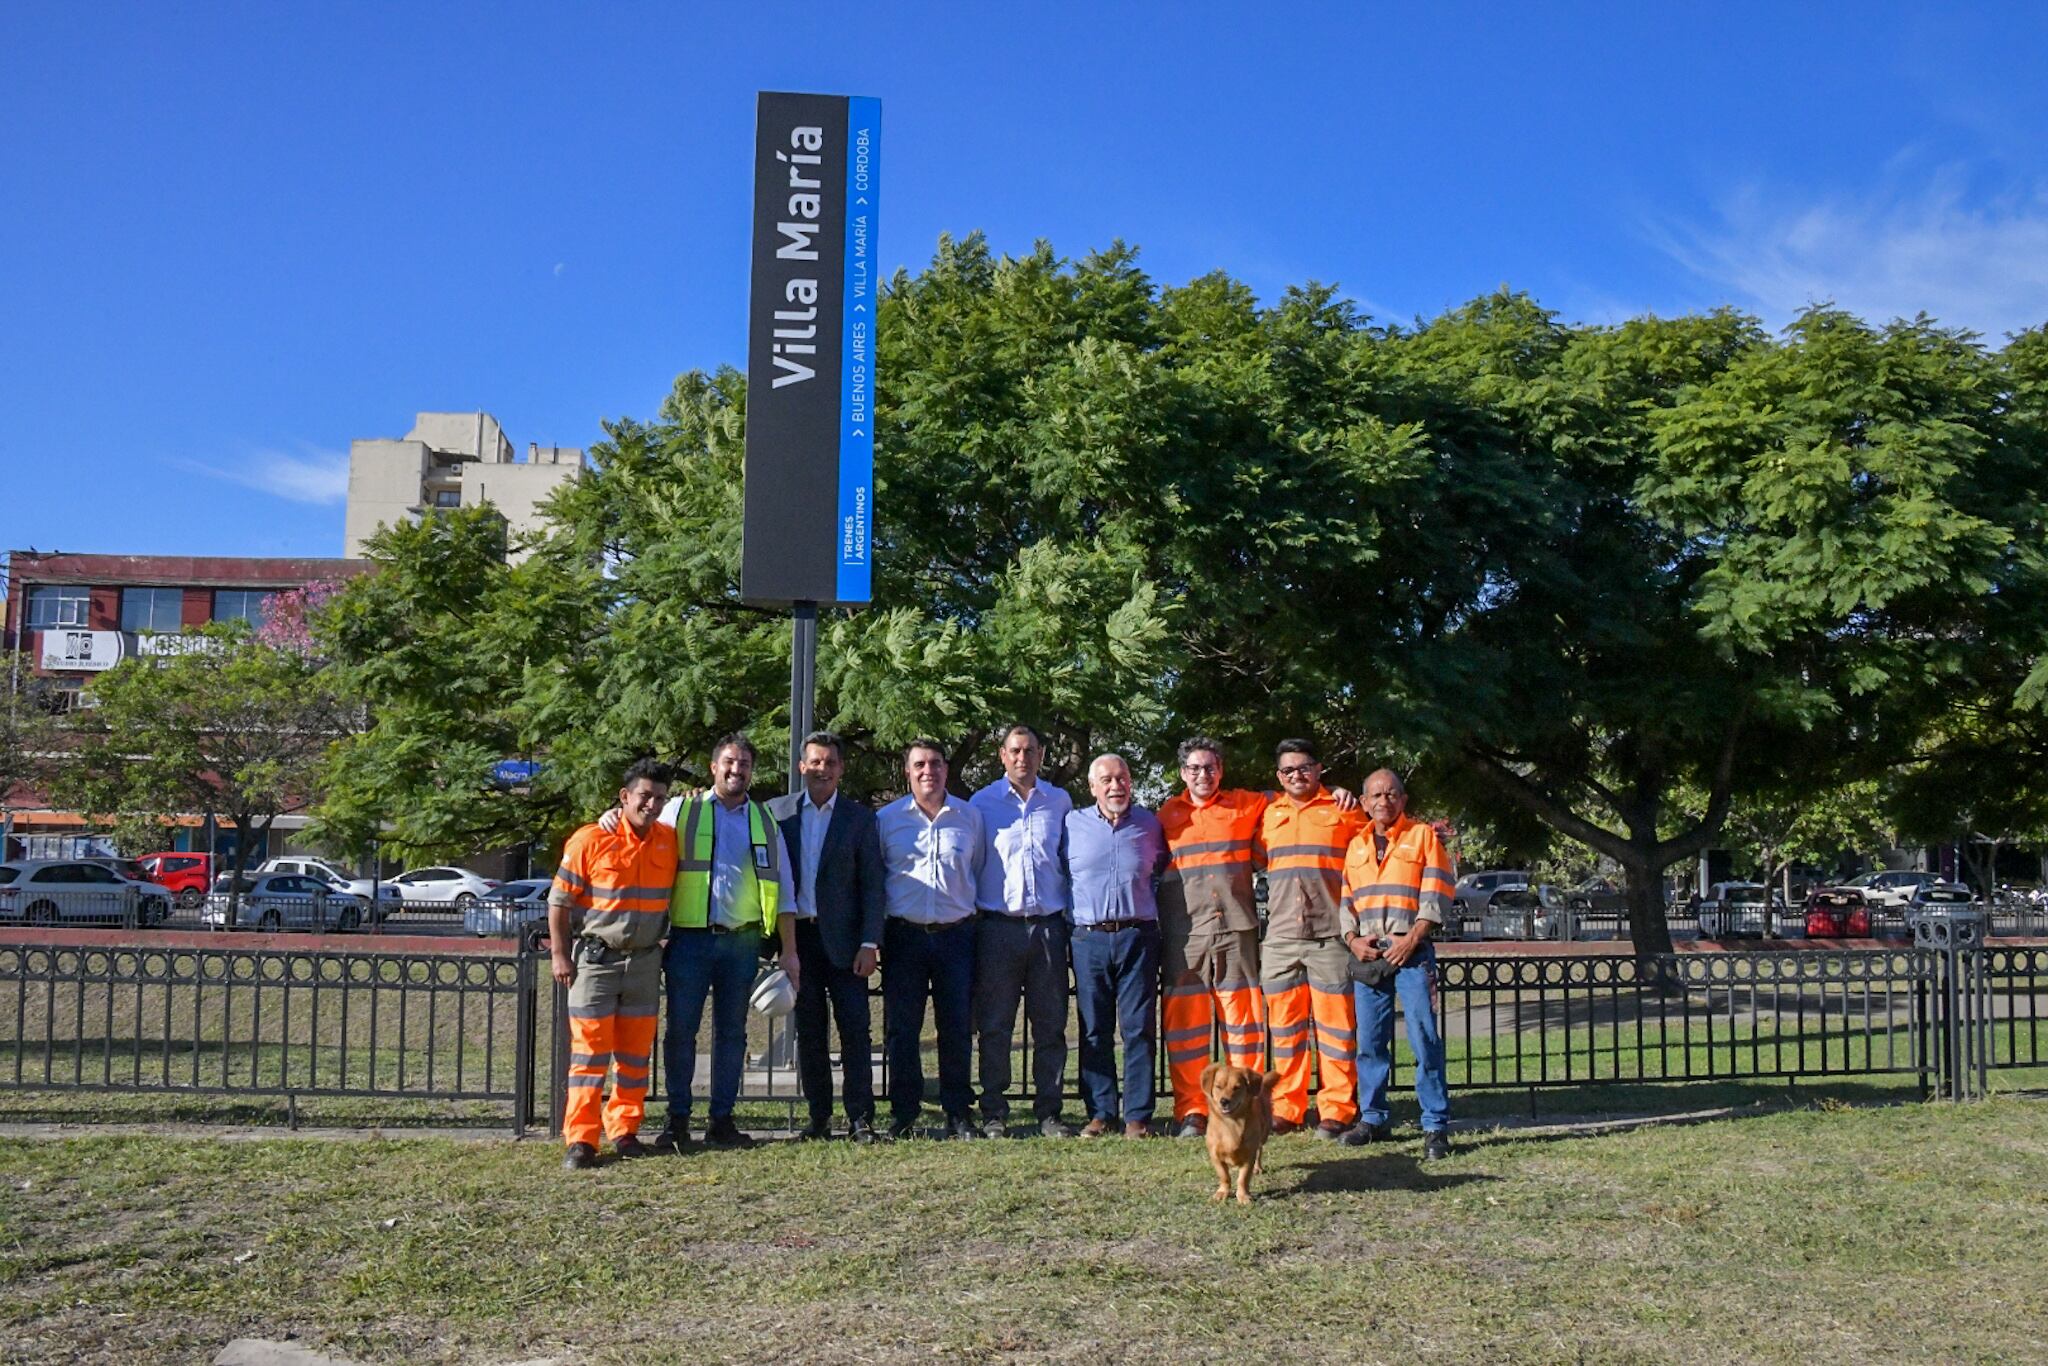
[1805,886,1871,939]
[136,851,213,909]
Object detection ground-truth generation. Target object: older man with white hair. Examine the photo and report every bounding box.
[1062,753,1169,1138]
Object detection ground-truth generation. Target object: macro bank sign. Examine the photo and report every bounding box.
[741,92,880,607]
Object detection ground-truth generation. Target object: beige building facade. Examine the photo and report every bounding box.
[344,412,581,560]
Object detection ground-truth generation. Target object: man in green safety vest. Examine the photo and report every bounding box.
[650,732,798,1150]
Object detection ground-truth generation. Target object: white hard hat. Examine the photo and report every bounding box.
[749,966,796,1018]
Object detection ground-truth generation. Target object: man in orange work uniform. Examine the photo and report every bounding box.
[1156,737,1358,1140]
[549,758,678,1170]
[1260,737,1367,1139]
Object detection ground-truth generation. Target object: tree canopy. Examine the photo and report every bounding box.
[309,233,2048,945]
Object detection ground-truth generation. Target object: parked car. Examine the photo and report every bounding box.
[258,856,401,910]
[1571,878,1630,914]
[1905,881,1976,911]
[388,866,501,907]
[1453,870,1531,919]
[0,859,175,926]
[1481,883,1576,940]
[136,851,214,909]
[201,872,371,933]
[466,878,551,942]
[1804,886,1872,939]
[1697,882,1784,939]
[1843,870,1945,908]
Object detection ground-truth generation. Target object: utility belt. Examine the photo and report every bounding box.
[574,936,662,965]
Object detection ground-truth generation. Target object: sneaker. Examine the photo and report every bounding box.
[1421,1131,1452,1161]
[1078,1117,1112,1138]
[979,1116,1009,1140]
[613,1135,650,1160]
[848,1120,879,1145]
[1176,1115,1208,1140]
[703,1117,756,1149]
[797,1118,833,1141]
[1123,1120,1154,1139]
[561,1142,598,1171]
[1341,1120,1390,1146]
[943,1114,982,1140]
[1039,1116,1078,1139]
[1313,1119,1351,1142]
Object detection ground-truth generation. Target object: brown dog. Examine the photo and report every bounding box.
[1201,1061,1279,1205]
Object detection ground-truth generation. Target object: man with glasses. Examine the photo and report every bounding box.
[1156,737,1357,1139]
[1260,738,1367,1139]
[968,724,1076,1138]
[1342,768,1456,1159]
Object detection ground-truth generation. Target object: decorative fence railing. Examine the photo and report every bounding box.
[0,912,2038,1134]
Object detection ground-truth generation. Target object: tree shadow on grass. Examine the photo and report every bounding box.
[1275,1152,1497,1197]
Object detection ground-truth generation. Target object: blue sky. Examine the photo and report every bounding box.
[5,2,2045,562]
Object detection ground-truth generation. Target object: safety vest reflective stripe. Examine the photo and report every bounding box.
[1342,816,1456,930]
[671,796,782,935]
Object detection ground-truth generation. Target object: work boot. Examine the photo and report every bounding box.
[1421,1132,1452,1161]
[1272,1117,1303,1135]
[562,1142,598,1171]
[1313,1118,1351,1142]
[1176,1115,1208,1140]
[1078,1117,1112,1138]
[1342,1120,1390,1146]
[613,1135,651,1160]
[704,1117,755,1149]
[1039,1116,1078,1139]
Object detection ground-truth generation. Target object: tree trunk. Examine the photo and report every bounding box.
[1620,858,1674,956]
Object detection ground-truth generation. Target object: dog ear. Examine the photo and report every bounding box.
[1260,1071,1281,1094]
[1199,1061,1223,1091]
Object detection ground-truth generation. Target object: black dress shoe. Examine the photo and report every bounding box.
[650,1123,687,1154]
[704,1117,756,1149]
[562,1142,598,1170]
[1421,1131,1452,1161]
[614,1135,650,1159]
[943,1114,982,1140]
[1039,1117,1078,1139]
[887,1118,918,1141]
[798,1118,833,1141]
[848,1120,879,1144]
[1341,1121,1390,1147]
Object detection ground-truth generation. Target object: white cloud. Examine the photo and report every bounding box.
[181,447,351,505]
[1653,170,2048,339]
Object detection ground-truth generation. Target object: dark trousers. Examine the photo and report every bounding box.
[793,917,876,1126]
[1070,920,1160,1125]
[973,912,1072,1122]
[882,916,976,1124]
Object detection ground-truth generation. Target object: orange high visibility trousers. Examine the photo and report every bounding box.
[563,942,663,1149]
[1161,929,1265,1121]
[1260,936,1358,1127]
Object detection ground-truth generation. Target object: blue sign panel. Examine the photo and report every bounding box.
[836,97,879,604]
[493,759,542,786]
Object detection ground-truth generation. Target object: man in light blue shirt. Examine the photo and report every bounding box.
[876,738,986,1139]
[968,723,1076,1138]
[1063,752,1169,1138]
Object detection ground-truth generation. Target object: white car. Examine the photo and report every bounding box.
[389,866,501,907]
[203,872,371,933]
[258,856,402,908]
[1698,882,1783,939]
[1843,870,1945,908]
[0,859,176,927]
[466,878,551,940]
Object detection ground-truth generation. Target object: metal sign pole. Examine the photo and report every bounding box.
[788,602,817,795]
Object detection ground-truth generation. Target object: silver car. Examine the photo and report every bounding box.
[1481,883,1577,941]
[466,877,551,942]
[202,872,371,933]
[0,859,175,927]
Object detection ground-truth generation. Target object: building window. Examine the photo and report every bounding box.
[432,489,462,508]
[213,589,272,628]
[121,587,184,634]
[26,585,90,629]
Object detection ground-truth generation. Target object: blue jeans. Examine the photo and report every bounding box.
[663,928,761,1123]
[1353,943,1451,1133]
[1070,920,1160,1125]
[882,917,977,1124]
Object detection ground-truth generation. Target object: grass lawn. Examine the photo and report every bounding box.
[2,1099,2045,1363]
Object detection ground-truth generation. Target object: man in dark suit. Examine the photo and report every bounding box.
[768,730,887,1143]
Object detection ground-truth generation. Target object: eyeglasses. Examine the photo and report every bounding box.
[1180,763,1219,774]
[1276,764,1319,778]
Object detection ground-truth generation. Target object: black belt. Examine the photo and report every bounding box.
[977,909,1063,920]
[889,917,973,934]
[673,923,762,936]
[1074,918,1155,934]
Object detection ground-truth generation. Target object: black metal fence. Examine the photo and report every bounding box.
[1,913,2040,1134]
